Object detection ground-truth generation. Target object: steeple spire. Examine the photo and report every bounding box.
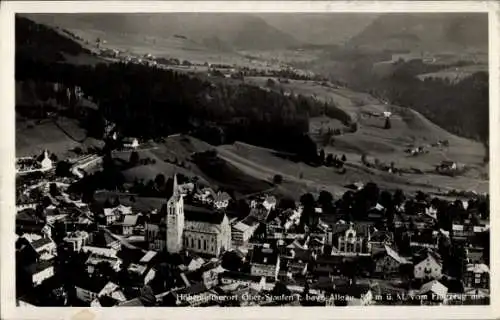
[172,174,178,198]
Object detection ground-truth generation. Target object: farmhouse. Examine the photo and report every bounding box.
[413,251,443,280]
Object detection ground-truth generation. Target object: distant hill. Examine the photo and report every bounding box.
[258,13,379,46]
[346,13,488,53]
[16,16,103,65]
[22,13,302,51]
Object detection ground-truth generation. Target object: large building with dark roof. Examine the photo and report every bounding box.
[146,175,231,256]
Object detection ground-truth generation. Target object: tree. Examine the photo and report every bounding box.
[273,174,283,185]
[94,261,114,281]
[278,197,296,210]
[271,281,291,298]
[393,189,406,207]
[341,154,346,162]
[49,183,60,197]
[112,196,120,207]
[363,182,380,207]
[300,193,315,208]
[154,174,166,190]
[318,190,334,214]
[384,117,391,129]
[325,153,333,166]
[129,151,139,166]
[319,149,325,164]
[55,161,72,177]
[139,285,157,306]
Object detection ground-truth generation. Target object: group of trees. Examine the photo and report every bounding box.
[317,149,347,168]
[331,57,489,158]
[17,56,342,161]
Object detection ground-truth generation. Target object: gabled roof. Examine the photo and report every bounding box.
[123,215,139,226]
[117,297,145,307]
[75,277,110,293]
[384,245,410,264]
[139,251,157,264]
[332,283,372,298]
[415,249,442,266]
[466,264,489,274]
[214,191,232,203]
[418,280,448,299]
[30,237,53,250]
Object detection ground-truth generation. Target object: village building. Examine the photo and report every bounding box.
[249,244,281,280]
[415,280,448,305]
[328,222,371,256]
[146,175,232,256]
[231,215,260,247]
[89,229,121,250]
[213,191,232,210]
[23,260,55,287]
[464,263,489,290]
[85,252,122,275]
[413,251,443,280]
[123,137,140,149]
[64,230,90,252]
[374,245,411,276]
[122,214,140,236]
[76,279,122,304]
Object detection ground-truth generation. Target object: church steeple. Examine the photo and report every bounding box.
[173,174,178,197]
[166,173,184,253]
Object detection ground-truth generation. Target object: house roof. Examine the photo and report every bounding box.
[384,245,410,264]
[371,230,393,243]
[250,246,279,265]
[75,277,110,293]
[91,230,119,248]
[418,280,448,299]
[139,251,157,264]
[86,253,120,266]
[123,215,139,226]
[24,259,54,274]
[332,283,372,298]
[117,297,145,307]
[185,206,226,225]
[466,264,489,274]
[415,249,442,265]
[214,191,232,203]
[30,237,53,250]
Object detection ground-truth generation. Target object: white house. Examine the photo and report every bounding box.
[76,280,123,304]
[213,191,232,209]
[123,138,139,149]
[28,260,55,287]
[85,253,122,274]
[40,150,53,170]
[122,215,140,236]
[414,252,443,280]
[64,231,90,252]
[231,218,259,247]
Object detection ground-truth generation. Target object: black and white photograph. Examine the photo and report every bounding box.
[1,1,498,319]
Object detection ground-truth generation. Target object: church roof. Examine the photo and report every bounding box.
[185,205,226,225]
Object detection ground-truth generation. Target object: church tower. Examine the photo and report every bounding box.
[40,150,53,170]
[166,174,184,253]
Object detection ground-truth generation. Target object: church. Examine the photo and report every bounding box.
[145,175,231,257]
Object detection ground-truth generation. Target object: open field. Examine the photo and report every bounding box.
[417,64,488,83]
[16,117,103,158]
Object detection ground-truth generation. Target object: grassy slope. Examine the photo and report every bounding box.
[16,117,103,158]
[213,80,488,197]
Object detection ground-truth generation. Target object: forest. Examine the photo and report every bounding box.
[326,56,489,147]
[17,55,346,161]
